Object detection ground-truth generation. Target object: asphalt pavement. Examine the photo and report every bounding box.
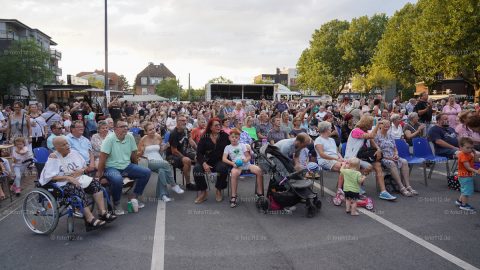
[0,165,479,270]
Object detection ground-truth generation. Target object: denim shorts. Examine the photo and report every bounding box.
[459,177,474,196]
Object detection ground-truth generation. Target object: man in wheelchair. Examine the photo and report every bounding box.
[39,136,116,231]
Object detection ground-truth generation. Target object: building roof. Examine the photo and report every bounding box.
[0,19,57,45]
[135,63,176,85]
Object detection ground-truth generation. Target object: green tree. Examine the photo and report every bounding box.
[155,79,181,100]
[0,39,54,99]
[296,19,351,97]
[118,75,129,91]
[208,76,233,84]
[371,3,420,89]
[339,14,389,78]
[412,0,480,94]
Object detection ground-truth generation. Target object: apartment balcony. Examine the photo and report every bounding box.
[0,30,19,40]
[51,66,62,76]
[50,49,62,60]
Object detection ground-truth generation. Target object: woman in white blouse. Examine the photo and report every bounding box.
[389,114,404,140]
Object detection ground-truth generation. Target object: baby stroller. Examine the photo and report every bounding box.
[255,144,322,218]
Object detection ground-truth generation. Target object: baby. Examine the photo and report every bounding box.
[340,157,366,216]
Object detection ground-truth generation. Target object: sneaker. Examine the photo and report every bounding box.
[186,183,197,191]
[73,209,84,218]
[15,187,21,196]
[284,206,296,212]
[379,191,397,201]
[455,199,462,206]
[459,204,476,212]
[137,200,145,209]
[114,204,125,216]
[10,183,16,192]
[161,195,172,202]
[172,185,184,194]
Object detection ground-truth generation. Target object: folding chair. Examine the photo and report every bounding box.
[412,138,449,179]
[395,139,427,186]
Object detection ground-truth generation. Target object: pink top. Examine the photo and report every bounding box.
[351,128,366,139]
[442,104,461,127]
[455,124,480,143]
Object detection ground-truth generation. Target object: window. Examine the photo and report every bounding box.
[141,77,147,85]
[142,88,148,95]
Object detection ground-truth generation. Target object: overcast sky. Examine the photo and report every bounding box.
[1,0,415,89]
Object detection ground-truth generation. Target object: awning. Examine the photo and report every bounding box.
[119,94,168,102]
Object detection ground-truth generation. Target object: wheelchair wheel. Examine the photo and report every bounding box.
[23,188,59,235]
[305,199,317,218]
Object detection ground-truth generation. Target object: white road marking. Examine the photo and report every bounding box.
[0,205,22,223]
[314,183,479,270]
[151,201,166,270]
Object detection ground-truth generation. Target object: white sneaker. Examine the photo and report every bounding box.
[114,204,125,216]
[162,195,172,202]
[284,206,297,212]
[172,185,184,194]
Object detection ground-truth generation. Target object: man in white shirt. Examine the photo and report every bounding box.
[166,110,177,131]
[315,106,327,121]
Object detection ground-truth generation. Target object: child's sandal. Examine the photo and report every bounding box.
[230,196,238,208]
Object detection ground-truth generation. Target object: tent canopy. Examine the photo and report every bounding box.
[119,94,168,102]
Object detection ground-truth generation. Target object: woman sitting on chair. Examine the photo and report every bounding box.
[375,120,418,197]
[39,136,116,231]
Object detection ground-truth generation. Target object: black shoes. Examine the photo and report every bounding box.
[186,183,197,191]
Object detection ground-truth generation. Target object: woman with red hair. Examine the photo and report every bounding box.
[193,117,231,203]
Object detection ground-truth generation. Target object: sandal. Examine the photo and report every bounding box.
[85,217,106,232]
[406,186,418,196]
[230,196,238,208]
[400,187,413,197]
[99,212,117,223]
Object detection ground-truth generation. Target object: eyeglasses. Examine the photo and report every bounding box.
[212,124,221,127]
[117,125,128,129]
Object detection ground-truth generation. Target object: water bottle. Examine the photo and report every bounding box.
[130,199,139,213]
[127,201,133,213]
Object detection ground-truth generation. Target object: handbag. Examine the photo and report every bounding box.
[447,174,460,191]
[78,175,93,189]
[357,146,380,163]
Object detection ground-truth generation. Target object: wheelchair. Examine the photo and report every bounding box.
[22,181,113,239]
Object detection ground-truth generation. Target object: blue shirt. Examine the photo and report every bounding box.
[47,134,57,151]
[66,134,92,164]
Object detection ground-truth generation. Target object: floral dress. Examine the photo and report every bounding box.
[374,132,404,168]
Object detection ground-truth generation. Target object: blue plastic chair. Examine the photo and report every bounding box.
[412,138,449,179]
[335,125,342,141]
[33,147,49,163]
[33,147,50,175]
[129,127,141,135]
[395,139,428,186]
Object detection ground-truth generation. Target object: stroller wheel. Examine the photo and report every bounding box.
[365,203,374,211]
[256,197,269,212]
[306,205,316,218]
[305,199,316,218]
[314,199,322,211]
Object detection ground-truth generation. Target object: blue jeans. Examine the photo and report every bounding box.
[147,159,175,198]
[104,163,151,204]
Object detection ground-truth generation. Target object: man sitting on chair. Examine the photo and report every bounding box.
[96,120,151,215]
[428,113,459,159]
